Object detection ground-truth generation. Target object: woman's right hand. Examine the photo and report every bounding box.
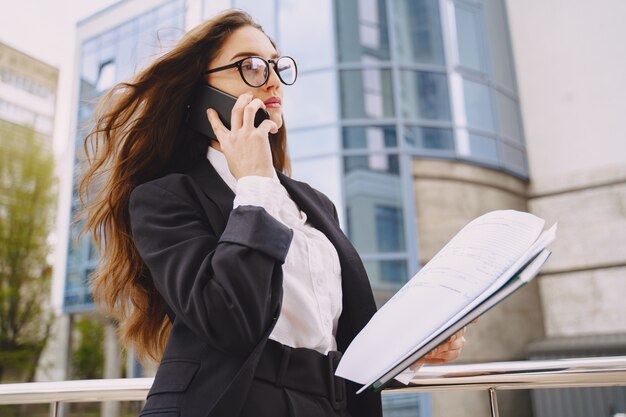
[206,92,279,180]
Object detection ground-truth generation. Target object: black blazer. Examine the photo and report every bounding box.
[129,156,382,417]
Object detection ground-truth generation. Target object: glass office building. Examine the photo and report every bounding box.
[63,0,525,415]
[201,0,525,300]
[65,0,186,312]
[67,0,525,310]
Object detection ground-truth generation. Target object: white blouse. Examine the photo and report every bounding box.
[207,147,343,355]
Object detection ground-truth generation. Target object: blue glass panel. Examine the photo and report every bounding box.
[336,0,391,62]
[483,0,516,91]
[283,71,337,128]
[288,127,339,159]
[363,259,409,290]
[340,69,394,119]
[400,71,451,121]
[279,0,335,71]
[455,4,488,73]
[290,155,343,222]
[393,0,445,65]
[343,126,397,150]
[495,91,523,144]
[468,133,498,163]
[501,142,526,174]
[375,205,405,252]
[344,153,403,253]
[405,126,454,152]
[463,79,495,132]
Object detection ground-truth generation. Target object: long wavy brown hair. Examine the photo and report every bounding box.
[78,10,290,363]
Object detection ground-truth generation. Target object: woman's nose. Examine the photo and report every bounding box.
[264,63,281,89]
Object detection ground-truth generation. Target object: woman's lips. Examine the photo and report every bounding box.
[264,97,281,108]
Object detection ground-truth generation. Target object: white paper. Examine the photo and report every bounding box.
[335,210,550,385]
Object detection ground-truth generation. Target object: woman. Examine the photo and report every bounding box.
[80,9,465,417]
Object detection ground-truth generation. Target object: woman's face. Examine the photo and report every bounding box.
[206,25,284,130]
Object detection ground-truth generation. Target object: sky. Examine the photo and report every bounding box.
[0,0,121,156]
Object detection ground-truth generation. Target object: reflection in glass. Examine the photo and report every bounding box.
[501,143,526,173]
[376,205,405,252]
[80,49,99,86]
[364,259,408,289]
[95,60,116,92]
[405,127,454,152]
[279,0,335,71]
[343,126,396,150]
[66,223,82,269]
[99,30,117,63]
[463,79,495,132]
[344,153,403,254]
[117,30,139,82]
[344,154,399,175]
[88,239,99,262]
[335,0,390,62]
[468,133,498,163]
[282,71,337,128]
[455,4,487,73]
[495,91,523,143]
[288,127,339,159]
[393,0,445,65]
[483,0,516,91]
[340,69,394,119]
[400,71,451,121]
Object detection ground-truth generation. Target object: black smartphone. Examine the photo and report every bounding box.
[187,84,270,141]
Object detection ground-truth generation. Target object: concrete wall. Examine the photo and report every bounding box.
[505,0,626,180]
[412,159,544,417]
[506,0,626,339]
[529,166,626,337]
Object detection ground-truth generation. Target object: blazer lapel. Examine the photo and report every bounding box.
[184,157,235,234]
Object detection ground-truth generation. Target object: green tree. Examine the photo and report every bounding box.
[0,121,56,382]
[72,317,104,380]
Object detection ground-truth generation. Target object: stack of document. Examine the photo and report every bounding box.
[335,210,557,393]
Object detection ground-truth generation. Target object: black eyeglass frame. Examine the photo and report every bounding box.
[204,55,298,88]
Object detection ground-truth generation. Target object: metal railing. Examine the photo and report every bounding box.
[1,356,626,417]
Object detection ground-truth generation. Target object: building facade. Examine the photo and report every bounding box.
[49,0,626,416]
[0,42,58,144]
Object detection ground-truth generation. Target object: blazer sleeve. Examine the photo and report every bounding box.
[128,181,294,356]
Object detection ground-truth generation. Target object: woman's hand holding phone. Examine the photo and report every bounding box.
[206,92,278,180]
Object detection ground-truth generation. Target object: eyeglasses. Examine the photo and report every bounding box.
[204,56,298,88]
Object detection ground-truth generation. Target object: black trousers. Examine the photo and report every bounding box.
[239,340,352,417]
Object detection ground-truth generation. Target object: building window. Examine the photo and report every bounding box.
[343,126,397,150]
[375,205,405,252]
[336,0,391,62]
[393,0,445,65]
[340,69,394,119]
[405,126,455,153]
[95,60,116,92]
[400,70,451,121]
[454,2,489,74]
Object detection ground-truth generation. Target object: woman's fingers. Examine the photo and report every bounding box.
[230,92,254,130]
[241,98,268,129]
[206,108,228,142]
[409,327,470,369]
[257,119,279,136]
